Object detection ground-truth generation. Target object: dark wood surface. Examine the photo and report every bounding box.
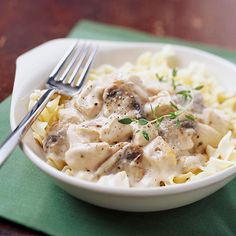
[1,0,236,235]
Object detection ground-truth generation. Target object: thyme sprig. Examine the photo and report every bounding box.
[155,73,166,82]
[172,79,177,90]
[194,85,204,90]
[185,114,195,121]
[118,70,202,141]
[172,68,178,90]
[170,101,179,110]
[177,85,203,100]
[142,130,150,141]
[118,117,133,124]
[172,68,177,77]
[176,118,181,128]
[118,100,196,141]
[176,90,192,100]
[138,118,149,125]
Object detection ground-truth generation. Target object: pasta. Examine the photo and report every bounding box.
[29,46,236,188]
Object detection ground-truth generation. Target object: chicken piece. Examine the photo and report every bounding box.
[67,124,100,144]
[124,75,149,102]
[159,119,195,155]
[97,171,130,188]
[100,115,133,144]
[132,123,159,146]
[195,123,222,148]
[137,74,164,96]
[77,117,105,129]
[102,80,143,119]
[203,109,229,136]
[95,144,145,186]
[59,106,85,124]
[144,90,174,118]
[178,154,207,174]
[65,142,113,172]
[143,136,176,170]
[74,80,104,118]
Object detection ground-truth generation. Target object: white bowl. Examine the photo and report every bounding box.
[10,39,236,212]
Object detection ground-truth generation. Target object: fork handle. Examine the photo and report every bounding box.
[0,88,56,167]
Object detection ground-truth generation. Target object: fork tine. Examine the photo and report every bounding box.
[74,45,98,88]
[49,41,78,79]
[57,42,84,82]
[66,43,90,85]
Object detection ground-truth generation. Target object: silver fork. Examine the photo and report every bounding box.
[0,41,97,166]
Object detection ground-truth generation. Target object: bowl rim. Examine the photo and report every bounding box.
[11,38,236,196]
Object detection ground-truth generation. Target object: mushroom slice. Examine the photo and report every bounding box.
[103,80,143,119]
[43,125,69,158]
[65,142,113,173]
[74,80,104,118]
[95,144,145,186]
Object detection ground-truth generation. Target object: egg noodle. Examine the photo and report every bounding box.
[29,46,236,188]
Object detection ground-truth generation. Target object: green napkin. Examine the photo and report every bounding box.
[0,20,236,236]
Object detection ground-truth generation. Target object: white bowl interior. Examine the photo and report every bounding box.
[9,39,236,209]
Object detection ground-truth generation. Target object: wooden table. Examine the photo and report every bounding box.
[0,0,235,234]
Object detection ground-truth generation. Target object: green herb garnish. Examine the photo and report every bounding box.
[150,104,159,118]
[118,118,133,124]
[155,73,165,82]
[168,111,179,120]
[172,78,177,90]
[150,104,155,117]
[170,101,179,110]
[138,118,149,125]
[177,90,192,100]
[157,116,164,123]
[194,85,204,90]
[172,68,177,77]
[154,104,160,114]
[176,118,181,128]
[119,97,196,140]
[185,114,195,121]
[142,130,150,141]
[155,116,164,129]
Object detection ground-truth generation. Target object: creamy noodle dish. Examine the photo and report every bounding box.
[29,47,236,188]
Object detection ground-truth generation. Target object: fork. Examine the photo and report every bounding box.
[0,41,97,166]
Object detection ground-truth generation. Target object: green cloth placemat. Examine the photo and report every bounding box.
[0,20,236,236]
